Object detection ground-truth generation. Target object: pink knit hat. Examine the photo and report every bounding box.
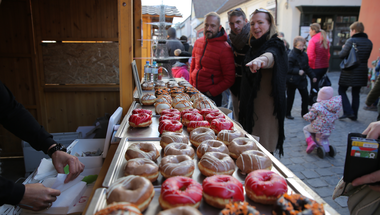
[317,86,334,102]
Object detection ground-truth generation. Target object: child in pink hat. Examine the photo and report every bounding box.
[303,86,342,154]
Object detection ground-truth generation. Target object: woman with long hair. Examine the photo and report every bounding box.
[239,8,288,156]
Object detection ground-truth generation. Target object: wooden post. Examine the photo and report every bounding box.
[134,0,142,79]
[118,0,134,116]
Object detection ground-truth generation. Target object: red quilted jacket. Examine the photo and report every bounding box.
[189,28,235,96]
[307,32,330,69]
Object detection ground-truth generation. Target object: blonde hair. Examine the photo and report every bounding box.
[350,21,364,33]
[248,8,277,44]
[310,23,329,49]
[293,36,306,47]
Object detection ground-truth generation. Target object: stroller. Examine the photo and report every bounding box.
[309,73,331,105]
[308,132,337,159]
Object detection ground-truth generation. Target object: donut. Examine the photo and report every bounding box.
[211,118,234,134]
[160,108,181,116]
[128,113,152,128]
[158,119,183,134]
[217,129,245,146]
[172,95,188,106]
[140,93,156,106]
[196,140,229,158]
[189,127,215,148]
[236,150,272,174]
[159,176,202,210]
[170,86,185,97]
[160,132,188,149]
[155,102,171,115]
[155,87,170,97]
[156,95,172,104]
[159,155,195,178]
[194,98,214,110]
[141,81,154,91]
[202,175,244,208]
[166,81,179,88]
[173,100,193,112]
[174,93,190,101]
[159,113,181,122]
[154,80,166,89]
[106,175,154,211]
[164,142,195,159]
[198,152,235,176]
[190,93,205,102]
[182,112,203,127]
[205,112,225,123]
[157,206,202,215]
[219,202,260,215]
[94,202,142,215]
[181,108,200,117]
[245,170,288,205]
[125,142,160,161]
[228,137,258,159]
[132,108,153,116]
[200,108,219,118]
[273,193,325,215]
[187,120,210,133]
[177,81,188,86]
[124,158,159,182]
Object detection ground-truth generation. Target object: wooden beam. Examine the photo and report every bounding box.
[118,0,133,116]
[133,0,142,79]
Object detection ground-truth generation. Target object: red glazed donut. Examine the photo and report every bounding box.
[129,113,152,128]
[211,118,233,134]
[159,176,203,210]
[200,108,219,118]
[205,112,225,123]
[159,113,181,122]
[161,108,181,116]
[245,169,288,205]
[159,120,183,134]
[182,112,203,126]
[181,108,200,117]
[202,175,244,208]
[132,108,153,116]
[187,120,210,133]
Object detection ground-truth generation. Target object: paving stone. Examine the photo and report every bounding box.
[288,164,305,172]
[315,168,334,176]
[306,179,328,188]
[276,158,292,165]
[302,162,318,169]
[290,157,305,164]
[301,170,319,179]
[314,186,334,197]
[315,160,333,168]
[322,176,341,186]
[303,156,319,162]
[334,196,348,207]
[293,171,305,180]
[330,167,344,175]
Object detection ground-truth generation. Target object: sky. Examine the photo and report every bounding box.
[142,0,192,24]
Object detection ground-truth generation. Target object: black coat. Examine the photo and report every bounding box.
[339,32,373,87]
[287,48,315,88]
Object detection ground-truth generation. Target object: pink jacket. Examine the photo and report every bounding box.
[307,32,330,69]
[172,65,189,81]
[303,96,342,134]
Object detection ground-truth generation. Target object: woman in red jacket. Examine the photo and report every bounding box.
[307,23,330,104]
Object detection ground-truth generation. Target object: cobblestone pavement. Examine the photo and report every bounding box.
[274,71,378,214]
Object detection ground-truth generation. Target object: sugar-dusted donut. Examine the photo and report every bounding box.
[196,140,229,158]
[132,108,153,116]
[159,113,181,122]
[156,95,172,104]
[245,170,288,205]
[211,118,233,134]
[190,93,204,102]
[159,155,195,178]
[164,142,195,159]
[129,113,152,128]
[181,108,200,117]
[166,81,179,88]
[228,137,258,159]
[200,108,219,118]
[160,132,188,149]
[189,127,215,148]
[182,112,203,127]
[159,176,202,210]
[173,100,193,112]
[154,80,166,89]
[174,93,190,101]
[124,158,159,182]
[141,93,156,106]
[172,94,188,106]
[194,98,214,110]
[158,120,183,134]
[198,152,235,176]
[125,142,160,161]
[203,175,244,208]
[157,206,202,215]
[106,175,154,212]
[160,108,181,116]
[94,202,142,215]
[236,150,272,174]
[141,81,154,91]
[205,112,225,123]
[217,129,245,146]
[155,102,172,115]
[187,120,210,133]
[273,193,325,215]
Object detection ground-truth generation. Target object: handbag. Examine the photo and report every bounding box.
[340,39,360,70]
[318,73,332,89]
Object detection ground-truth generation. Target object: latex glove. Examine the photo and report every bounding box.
[352,170,380,192]
[245,56,267,73]
[299,70,305,76]
[51,150,85,183]
[19,183,60,211]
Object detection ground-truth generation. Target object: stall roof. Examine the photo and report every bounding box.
[216,0,250,14]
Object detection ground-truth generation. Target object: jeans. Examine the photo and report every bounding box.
[287,84,309,116]
[338,85,361,117]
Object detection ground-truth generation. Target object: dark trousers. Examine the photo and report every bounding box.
[309,68,328,104]
[204,93,222,107]
[338,85,361,117]
[287,84,309,116]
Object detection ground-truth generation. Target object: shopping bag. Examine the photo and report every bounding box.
[340,39,360,70]
[318,73,332,89]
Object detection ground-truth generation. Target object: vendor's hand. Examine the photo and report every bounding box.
[299,70,305,76]
[312,78,317,83]
[51,150,84,183]
[362,121,380,139]
[19,183,60,211]
[352,170,380,192]
[246,57,267,73]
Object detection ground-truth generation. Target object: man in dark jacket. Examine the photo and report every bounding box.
[189,12,235,106]
[0,80,84,211]
[338,21,373,121]
[227,8,250,120]
[180,35,190,51]
[164,27,184,78]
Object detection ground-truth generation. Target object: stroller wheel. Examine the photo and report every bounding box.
[317,147,326,159]
[329,145,336,157]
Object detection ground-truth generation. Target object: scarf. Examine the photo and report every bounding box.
[238,32,288,156]
[229,23,250,51]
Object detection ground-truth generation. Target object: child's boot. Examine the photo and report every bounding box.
[306,136,317,153]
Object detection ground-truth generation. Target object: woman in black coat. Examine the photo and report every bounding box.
[338,22,373,121]
[286,36,316,119]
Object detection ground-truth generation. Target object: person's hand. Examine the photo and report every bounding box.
[51,150,84,183]
[362,121,380,139]
[312,78,317,83]
[19,183,60,211]
[352,170,380,192]
[246,57,267,73]
[342,44,345,49]
[205,91,212,97]
[299,70,305,76]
